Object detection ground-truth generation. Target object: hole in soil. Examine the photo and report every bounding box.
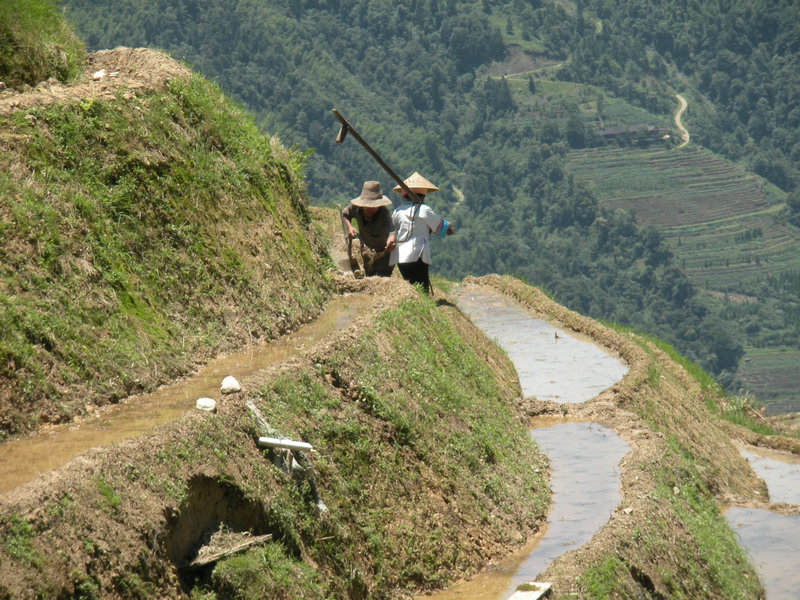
[630,564,663,598]
[165,475,285,591]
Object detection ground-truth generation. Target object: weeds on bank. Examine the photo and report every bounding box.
[0,0,85,88]
[0,514,42,568]
[654,438,761,599]
[606,321,782,436]
[200,541,323,600]
[93,475,121,511]
[233,292,548,599]
[578,436,761,599]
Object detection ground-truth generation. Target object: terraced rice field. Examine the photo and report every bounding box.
[566,146,796,296]
[737,346,800,415]
[567,145,800,414]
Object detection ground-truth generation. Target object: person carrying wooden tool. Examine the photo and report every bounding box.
[389,172,454,294]
[341,180,396,277]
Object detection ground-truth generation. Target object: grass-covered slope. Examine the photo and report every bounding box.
[0,280,548,600]
[0,0,85,89]
[0,49,334,438]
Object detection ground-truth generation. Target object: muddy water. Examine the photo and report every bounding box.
[423,288,629,600]
[424,419,630,600]
[739,446,800,505]
[454,287,628,401]
[0,293,372,494]
[727,508,800,600]
[726,447,800,599]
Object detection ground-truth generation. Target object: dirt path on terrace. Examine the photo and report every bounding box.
[0,47,190,115]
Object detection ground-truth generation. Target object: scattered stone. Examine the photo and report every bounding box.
[220,375,241,394]
[92,69,107,80]
[623,507,633,515]
[195,397,216,412]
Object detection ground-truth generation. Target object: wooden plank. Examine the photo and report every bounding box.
[188,533,273,569]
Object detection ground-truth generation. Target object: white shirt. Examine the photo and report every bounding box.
[389,202,444,266]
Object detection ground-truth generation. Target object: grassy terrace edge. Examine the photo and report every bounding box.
[0,65,333,438]
[0,279,549,599]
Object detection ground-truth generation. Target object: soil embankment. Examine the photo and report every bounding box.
[0,273,550,599]
[0,47,333,437]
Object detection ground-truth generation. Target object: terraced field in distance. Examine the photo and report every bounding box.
[566,146,795,296]
[566,146,800,415]
[738,346,800,415]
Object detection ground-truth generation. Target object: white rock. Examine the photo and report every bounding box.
[196,397,216,412]
[220,375,241,394]
[92,69,107,80]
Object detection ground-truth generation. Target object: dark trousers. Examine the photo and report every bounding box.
[398,257,431,294]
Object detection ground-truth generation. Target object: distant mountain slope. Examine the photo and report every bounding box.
[567,144,800,413]
[567,146,790,292]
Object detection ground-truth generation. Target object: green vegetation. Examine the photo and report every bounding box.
[94,476,121,511]
[0,0,85,88]
[567,144,800,405]
[0,62,332,436]
[607,319,786,439]
[468,275,765,598]
[1,514,41,568]
[0,4,785,598]
[0,285,550,599]
[205,541,323,600]
[578,438,761,599]
[233,292,548,598]
[61,0,800,411]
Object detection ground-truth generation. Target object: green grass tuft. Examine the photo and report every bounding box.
[0,0,85,88]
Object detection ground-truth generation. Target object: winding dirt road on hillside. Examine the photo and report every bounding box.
[674,93,690,148]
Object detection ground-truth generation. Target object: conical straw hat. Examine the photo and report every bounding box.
[393,171,439,194]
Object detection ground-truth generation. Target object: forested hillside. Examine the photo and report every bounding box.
[62,0,800,407]
[562,0,800,194]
